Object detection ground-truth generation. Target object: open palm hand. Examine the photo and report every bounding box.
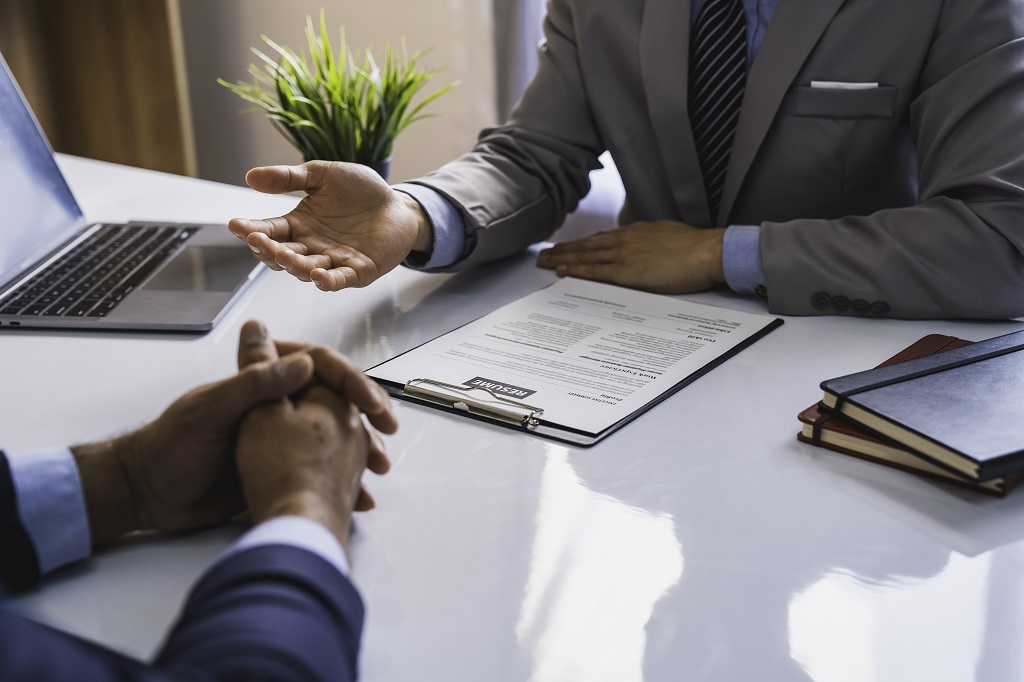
[229,161,426,291]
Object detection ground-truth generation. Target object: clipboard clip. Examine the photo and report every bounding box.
[403,378,544,427]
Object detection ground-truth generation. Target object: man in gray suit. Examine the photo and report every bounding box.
[229,0,1024,320]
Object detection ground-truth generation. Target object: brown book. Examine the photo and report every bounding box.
[797,334,1023,497]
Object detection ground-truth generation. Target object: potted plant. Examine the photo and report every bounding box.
[218,12,455,180]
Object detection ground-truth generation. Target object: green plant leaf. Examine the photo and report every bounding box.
[217,11,457,165]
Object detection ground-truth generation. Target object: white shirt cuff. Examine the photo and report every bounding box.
[6,447,91,574]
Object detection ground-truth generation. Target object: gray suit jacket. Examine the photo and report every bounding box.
[410,0,1024,319]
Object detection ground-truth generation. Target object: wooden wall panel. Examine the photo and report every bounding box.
[0,0,194,175]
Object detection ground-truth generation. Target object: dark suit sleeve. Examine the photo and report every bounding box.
[0,544,364,681]
[157,545,364,681]
[0,450,42,590]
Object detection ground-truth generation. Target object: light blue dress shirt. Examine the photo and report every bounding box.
[397,0,779,295]
[6,448,90,574]
[6,448,350,578]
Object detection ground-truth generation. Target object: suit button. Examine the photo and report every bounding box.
[831,295,850,312]
[812,292,831,310]
[851,299,870,314]
[755,284,768,298]
[870,301,890,316]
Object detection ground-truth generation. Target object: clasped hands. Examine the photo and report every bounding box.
[72,320,398,556]
[228,160,726,295]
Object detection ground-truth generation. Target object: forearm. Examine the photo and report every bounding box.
[409,142,577,271]
[408,0,605,271]
[157,544,363,681]
[761,196,1024,319]
[0,542,362,681]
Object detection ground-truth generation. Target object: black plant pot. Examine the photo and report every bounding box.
[367,156,392,182]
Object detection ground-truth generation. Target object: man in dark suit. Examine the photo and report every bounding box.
[0,320,397,681]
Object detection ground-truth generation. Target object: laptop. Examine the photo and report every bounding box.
[0,53,262,333]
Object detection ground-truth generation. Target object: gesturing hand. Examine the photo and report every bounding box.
[536,221,727,294]
[228,161,432,291]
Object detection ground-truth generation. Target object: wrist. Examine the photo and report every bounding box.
[398,190,434,255]
[71,434,145,545]
[251,491,354,557]
[706,227,727,285]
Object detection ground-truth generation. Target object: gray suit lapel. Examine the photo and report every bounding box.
[720,0,847,222]
[638,0,709,224]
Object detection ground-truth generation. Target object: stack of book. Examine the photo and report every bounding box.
[797,331,1024,497]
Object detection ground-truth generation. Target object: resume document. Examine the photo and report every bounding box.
[368,278,781,445]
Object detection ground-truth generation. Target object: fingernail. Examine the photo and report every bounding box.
[277,355,309,383]
[315,279,327,291]
[250,246,263,256]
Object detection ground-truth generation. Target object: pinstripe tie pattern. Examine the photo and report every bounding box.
[688,0,747,222]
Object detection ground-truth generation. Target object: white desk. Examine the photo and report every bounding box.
[6,156,1024,681]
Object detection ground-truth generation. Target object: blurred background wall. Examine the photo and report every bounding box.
[0,0,620,234]
[0,0,195,176]
[0,0,547,185]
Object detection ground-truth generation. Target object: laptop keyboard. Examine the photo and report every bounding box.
[0,224,197,318]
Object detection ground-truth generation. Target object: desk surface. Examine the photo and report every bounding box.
[6,156,1024,681]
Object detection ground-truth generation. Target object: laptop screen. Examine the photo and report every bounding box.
[0,54,84,290]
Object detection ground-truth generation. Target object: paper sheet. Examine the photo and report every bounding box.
[369,278,779,436]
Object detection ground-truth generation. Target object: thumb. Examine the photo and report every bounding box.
[203,354,315,418]
[238,319,279,370]
[245,164,314,195]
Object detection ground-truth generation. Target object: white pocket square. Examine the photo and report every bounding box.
[810,80,880,90]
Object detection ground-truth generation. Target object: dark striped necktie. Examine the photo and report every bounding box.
[688,0,747,223]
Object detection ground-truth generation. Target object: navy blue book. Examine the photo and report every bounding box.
[820,329,1024,482]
